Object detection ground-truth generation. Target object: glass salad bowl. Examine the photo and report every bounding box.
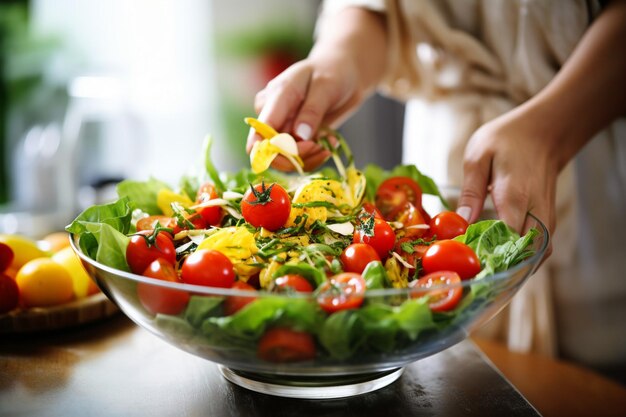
[70,211,548,399]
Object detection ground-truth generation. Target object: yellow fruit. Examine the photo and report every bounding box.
[16,258,74,307]
[156,189,193,217]
[52,247,99,298]
[40,232,71,253]
[0,234,47,270]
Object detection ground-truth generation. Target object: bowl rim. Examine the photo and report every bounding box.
[69,212,549,299]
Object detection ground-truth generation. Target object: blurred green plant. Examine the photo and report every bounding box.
[0,1,65,205]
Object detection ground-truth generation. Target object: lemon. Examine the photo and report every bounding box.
[16,258,74,307]
[40,232,71,253]
[0,234,47,271]
[52,247,99,299]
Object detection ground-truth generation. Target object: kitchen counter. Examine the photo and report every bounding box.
[1,314,624,417]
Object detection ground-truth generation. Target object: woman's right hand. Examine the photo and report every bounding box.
[246,51,364,172]
[246,7,388,172]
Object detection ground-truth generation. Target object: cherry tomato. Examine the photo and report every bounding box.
[272,274,314,293]
[171,211,207,235]
[181,249,235,288]
[136,212,206,235]
[257,327,316,363]
[394,237,430,270]
[126,230,176,275]
[0,273,19,314]
[409,271,463,312]
[340,243,380,274]
[0,243,14,272]
[241,182,291,231]
[353,217,396,259]
[375,176,423,220]
[137,258,189,315]
[317,272,366,313]
[195,183,222,226]
[422,240,481,280]
[136,215,176,233]
[393,202,428,239]
[361,202,383,218]
[223,281,257,315]
[429,211,469,240]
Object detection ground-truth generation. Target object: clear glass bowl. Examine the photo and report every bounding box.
[70,213,548,398]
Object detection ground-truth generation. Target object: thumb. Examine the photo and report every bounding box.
[456,158,491,224]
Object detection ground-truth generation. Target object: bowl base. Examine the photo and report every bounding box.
[218,366,404,399]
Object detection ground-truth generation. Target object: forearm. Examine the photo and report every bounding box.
[311,7,388,96]
[517,0,626,170]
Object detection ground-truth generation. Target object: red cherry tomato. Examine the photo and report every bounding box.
[422,240,481,280]
[361,202,383,218]
[0,273,19,314]
[409,271,463,312]
[393,202,428,239]
[137,258,189,315]
[317,272,366,313]
[353,217,396,259]
[272,274,314,293]
[0,243,15,272]
[181,249,235,288]
[171,211,207,235]
[429,211,469,240]
[394,237,430,270]
[195,183,222,226]
[340,243,380,274]
[375,176,423,220]
[126,230,176,275]
[223,281,257,315]
[257,327,316,363]
[136,215,176,233]
[241,182,291,231]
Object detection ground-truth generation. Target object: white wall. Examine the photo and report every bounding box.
[31,0,219,185]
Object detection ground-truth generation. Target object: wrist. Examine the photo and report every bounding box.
[512,95,587,172]
[311,7,387,95]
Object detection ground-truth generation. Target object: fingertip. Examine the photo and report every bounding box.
[457,186,487,224]
[456,206,472,223]
[246,129,261,153]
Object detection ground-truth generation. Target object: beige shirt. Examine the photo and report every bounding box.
[320,0,626,369]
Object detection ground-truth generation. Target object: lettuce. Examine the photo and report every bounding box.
[455,220,538,277]
[116,177,171,215]
[66,197,133,271]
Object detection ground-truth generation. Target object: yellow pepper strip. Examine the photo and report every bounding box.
[249,133,304,175]
[245,117,278,139]
[157,189,194,216]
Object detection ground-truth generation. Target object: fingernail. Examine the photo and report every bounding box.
[296,123,313,141]
[456,206,471,222]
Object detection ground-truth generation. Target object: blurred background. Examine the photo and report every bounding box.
[0,0,404,237]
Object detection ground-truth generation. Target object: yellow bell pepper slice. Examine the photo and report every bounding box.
[245,117,278,140]
[156,189,194,216]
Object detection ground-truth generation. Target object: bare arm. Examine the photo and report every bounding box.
[458,0,626,237]
[247,7,387,171]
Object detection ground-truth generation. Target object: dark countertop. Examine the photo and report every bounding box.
[0,314,539,417]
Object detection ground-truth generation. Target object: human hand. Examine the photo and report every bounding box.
[246,7,388,172]
[246,52,364,172]
[456,106,563,255]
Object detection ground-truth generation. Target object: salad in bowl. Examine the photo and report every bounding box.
[68,119,548,398]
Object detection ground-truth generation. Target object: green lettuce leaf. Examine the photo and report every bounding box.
[455,220,538,277]
[116,177,171,215]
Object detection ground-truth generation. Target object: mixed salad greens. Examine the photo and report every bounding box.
[67,119,539,363]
